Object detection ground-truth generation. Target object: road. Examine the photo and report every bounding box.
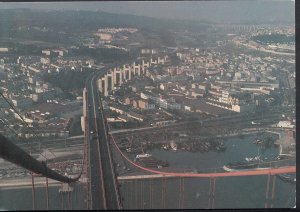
[15,136,84,152]
[85,68,121,209]
[110,107,293,135]
[233,37,295,56]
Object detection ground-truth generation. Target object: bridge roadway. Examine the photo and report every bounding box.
[85,69,121,209]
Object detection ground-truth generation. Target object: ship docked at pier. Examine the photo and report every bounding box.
[223,156,271,172]
[223,161,271,172]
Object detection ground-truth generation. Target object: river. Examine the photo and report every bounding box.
[0,135,295,209]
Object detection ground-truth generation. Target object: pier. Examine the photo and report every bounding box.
[118,174,177,181]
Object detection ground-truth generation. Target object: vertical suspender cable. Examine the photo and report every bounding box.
[129,181,131,209]
[207,177,212,209]
[150,178,153,209]
[163,177,166,209]
[161,178,163,209]
[67,189,69,210]
[178,177,182,209]
[182,177,185,208]
[149,179,151,209]
[68,188,71,210]
[131,180,134,209]
[124,181,127,209]
[71,187,73,210]
[135,180,138,209]
[141,180,144,209]
[61,183,64,210]
[31,173,36,210]
[74,183,77,207]
[265,174,271,208]
[211,178,216,209]
[152,178,154,209]
[46,177,49,210]
[270,175,277,208]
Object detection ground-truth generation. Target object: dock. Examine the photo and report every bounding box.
[117,174,177,181]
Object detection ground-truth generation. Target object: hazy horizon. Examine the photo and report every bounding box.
[0,1,295,24]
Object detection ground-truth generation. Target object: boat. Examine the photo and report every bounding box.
[276,173,296,183]
[216,145,226,152]
[253,139,262,145]
[170,141,177,151]
[276,154,293,160]
[161,144,169,150]
[245,156,260,162]
[223,161,270,172]
[136,153,152,159]
[245,157,251,162]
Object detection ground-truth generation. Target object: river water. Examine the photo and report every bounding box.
[0,135,295,209]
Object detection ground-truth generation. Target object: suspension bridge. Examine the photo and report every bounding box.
[0,68,296,209]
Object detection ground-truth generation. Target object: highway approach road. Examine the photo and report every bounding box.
[85,68,121,210]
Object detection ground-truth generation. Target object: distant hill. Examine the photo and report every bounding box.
[0,4,294,47]
[0,9,210,34]
[0,9,212,47]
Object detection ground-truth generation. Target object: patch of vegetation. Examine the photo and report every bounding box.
[71,47,136,64]
[43,69,91,92]
[169,52,180,66]
[69,115,83,136]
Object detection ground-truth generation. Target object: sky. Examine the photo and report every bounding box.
[0,1,295,24]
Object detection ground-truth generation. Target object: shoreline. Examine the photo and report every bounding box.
[0,131,290,190]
